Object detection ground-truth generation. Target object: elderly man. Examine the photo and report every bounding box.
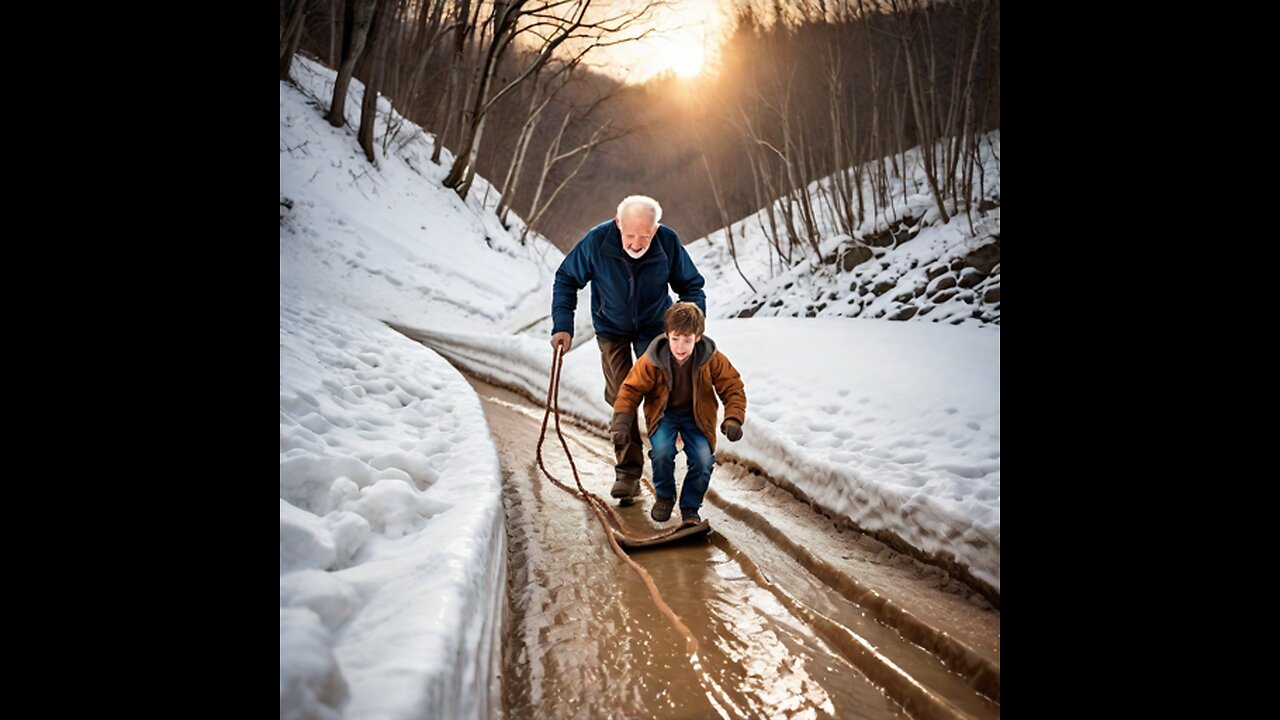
[550,195,707,502]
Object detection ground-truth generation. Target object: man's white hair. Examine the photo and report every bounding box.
[616,195,662,225]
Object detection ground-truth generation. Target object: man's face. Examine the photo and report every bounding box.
[668,331,699,364]
[616,207,657,259]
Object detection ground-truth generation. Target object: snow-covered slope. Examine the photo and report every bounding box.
[687,133,1000,329]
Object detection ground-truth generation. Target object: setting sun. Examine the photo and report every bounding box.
[664,44,705,78]
[586,0,727,84]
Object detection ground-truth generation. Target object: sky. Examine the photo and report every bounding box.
[281,53,999,719]
[604,0,731,82]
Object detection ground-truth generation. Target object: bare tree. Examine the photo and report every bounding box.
[685,78,757,293]
[328,0,341,66]
[495,60,580,227]
[891,0,949,224]
[824,43,857,235]
[431,0,478,165]
[302,0,998,247]
[441,0,664,198]
[281,0,310,81]
[956,0,992,232]
[357,0,398,161]
[521,84,635,243]
[326,0,378,128]
[397,0,452,121]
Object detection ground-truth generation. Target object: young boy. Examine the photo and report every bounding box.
[609,302,747,523]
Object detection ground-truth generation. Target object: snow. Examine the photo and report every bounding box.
[280,44,999,718]
[418,318,999,590]
[280,280,506,719]
[685,133,1000,327]
[279,56,562,335]
[279,55,542,719]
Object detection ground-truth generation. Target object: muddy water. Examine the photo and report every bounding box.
[467,374,996,719]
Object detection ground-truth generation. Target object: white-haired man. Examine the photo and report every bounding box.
[550,195,707,502]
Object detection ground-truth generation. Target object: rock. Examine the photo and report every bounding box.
[888,306,919,321]
[932,289,958,303]
[840,245,873,271]
[927,275,957,296]
[962,243,1001,275]
[872,280,896,296]
[958,268,985,288]
[863,227,894,247]
[983,287,1001,303]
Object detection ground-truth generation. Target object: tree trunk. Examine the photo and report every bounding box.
[902,31,949,224]
[442,0,508,191]
[432,0,472,164]
[280,0,309,81]
[497,85,552,225]
[403,0,449,123]
[329,0,340,67]
[444,0,593,196]
[358,0,395,161]
[957,0,991,231]
[699,143,756,294]
[524,119,611,241]
[743,136,782,273]
[326,0,377,128]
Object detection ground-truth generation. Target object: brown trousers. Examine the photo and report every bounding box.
[598,337,645,481]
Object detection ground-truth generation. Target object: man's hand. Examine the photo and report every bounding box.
[610,412,632,449]
[721,418,743,442]
[551,332,572,353]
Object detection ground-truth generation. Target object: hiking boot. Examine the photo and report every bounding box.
[681,508,701,523]
[650,497,675,522]
[611,476,640,500]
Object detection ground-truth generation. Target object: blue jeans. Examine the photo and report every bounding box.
[649,409,715,512]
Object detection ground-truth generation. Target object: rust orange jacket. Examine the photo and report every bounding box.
[613,335,747,453]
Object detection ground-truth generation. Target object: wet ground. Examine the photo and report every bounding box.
[467,374,999,720]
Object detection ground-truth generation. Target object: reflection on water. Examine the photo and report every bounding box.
[706,558,836,718]
[484,385,906,719]
[632,542,901,718]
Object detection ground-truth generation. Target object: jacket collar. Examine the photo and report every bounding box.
[644,334,717,371]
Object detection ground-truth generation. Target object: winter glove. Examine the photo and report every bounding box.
[550,332,572,353]
[721,418,743,442]
[610,412,633,449]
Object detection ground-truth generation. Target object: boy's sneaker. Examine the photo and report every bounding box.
[611,476,640,500]
[681,508,701,523]
[650,497,675,522]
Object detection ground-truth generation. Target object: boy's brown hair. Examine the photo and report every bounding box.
[664,302,705,337]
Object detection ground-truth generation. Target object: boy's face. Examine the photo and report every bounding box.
[667,331,700,364]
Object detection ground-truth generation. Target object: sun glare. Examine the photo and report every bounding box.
[598,1,727,84]
[666,44,705,79]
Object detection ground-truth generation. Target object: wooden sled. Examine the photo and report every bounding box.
[615,519,712,550]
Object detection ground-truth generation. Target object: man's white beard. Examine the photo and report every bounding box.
[624,244,649,259]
